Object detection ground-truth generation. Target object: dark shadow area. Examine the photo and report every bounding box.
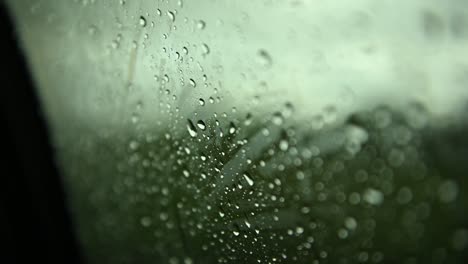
[0,4,82,263]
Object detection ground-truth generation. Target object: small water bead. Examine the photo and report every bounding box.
[111,40,120,49]
[197,20,206,30]
[438,180,459,203]
[182,46,188,55]
[140,216,152,227]
[243,173,254,186]
[167,11,175,22]
[406,101,428,129]
[187,119,198,137]
[272,112,284,125]
[337,228,349,239]
[388,148,405,167]
[201,43,210,55]
[184,147,191,155]
[199,98,205,106]
[283,102,294,117]
[139,16,147,27]
[357,252,368,262]
[396,186,413,204]
[257,49,273,67]
[349,192,361,205]
[295,226,304,235]
[196,120,206,131]
[279,140,289,151]
[189,79,196,87]
[363,188,384,205]
[229,122,237,134]
[243,113,253,126]
[354,169,368,182]
[323,105,337,124]
[244,220,251,229]
[131,114,139,124]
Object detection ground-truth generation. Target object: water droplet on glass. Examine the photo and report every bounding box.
[257,49,272,68]
[140,216,152,227]
[111,40,119,49]
[197,20,206,30]
[243,173,254,186]
[244,220,251,229]
[163,74,170,83]
[272,112,284,125]
[201,43,210,56]
[283,102,294,117]
[363,188,384,205]
[396,186,413,204]
[388,148,405,167]
[139,16,147,27]
[160,212,168,221]
[196,120,206,131]
[323,105,337,124]
[167,11,175,22]
[229,122,236,134]
[296,226,304,235]
[279,140,289,151]
[189,79,196,87]
[187,119,198,137]
[438,180,459,203]
[337,228,349,239]
[244,113,253,126]
[199,98,205,106]
[184,147,191,155]
[345,217,358,230]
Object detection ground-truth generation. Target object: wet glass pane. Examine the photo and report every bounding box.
[6,0,468,263]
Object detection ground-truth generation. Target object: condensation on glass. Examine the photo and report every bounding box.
[6,0,468,263]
